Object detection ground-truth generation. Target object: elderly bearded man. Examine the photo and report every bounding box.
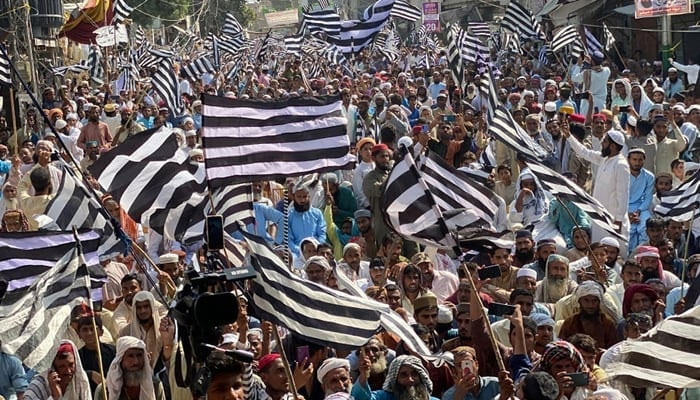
[352,355,438,400]
[95,337,165,400]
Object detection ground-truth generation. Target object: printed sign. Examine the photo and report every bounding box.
[635,0,694,18]
[422,2,440,33]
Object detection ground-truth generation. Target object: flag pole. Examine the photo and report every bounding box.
[272,325,300,399]
[71,227,109,400]
[553,194,607,286]
[679,206,697,299]
[9,87,18,156]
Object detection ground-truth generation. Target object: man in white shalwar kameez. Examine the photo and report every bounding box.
[563,124,630,257]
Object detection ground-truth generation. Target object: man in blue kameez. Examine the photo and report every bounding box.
[287,181,326,260]
[627,148,655,252]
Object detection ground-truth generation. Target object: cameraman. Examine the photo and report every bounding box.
[205,351,245,400]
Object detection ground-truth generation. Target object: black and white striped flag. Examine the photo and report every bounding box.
[0,229,106,307]
[0,234,94,372]
[302,9,341,37]
[284,33,304,56]
[468,22,490,37]
[317,0,330,9]
[421,151,499,231]
[501,1,543,39]
[88,126,206,239]
[551,25,579,53]
[606,305,700,389]
[133,25,146,47]
[460,31,490,65]
[152,58,184,116]
[112,0,134,25]
[390,0,422,21]
[242,230,382,349]
[117,63,138,93]
[524,161,627,242]
[222,13,244,39]
[504,31,522,55]
[44,166,127,259]
[254,32,271,61]
[326,0,394,54]
[201,94,355,186]
[87,46,104,85]
[603,23,616,51]
[0,44,11,87]
[655,169,700,222]
[583,27,603,55]
[446,24,465,92]
[383,149,463,248]
[181,57,216,80]
[225,57,243,83]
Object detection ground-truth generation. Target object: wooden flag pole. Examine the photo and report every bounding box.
[272,324,300,399]
[680,206,697,299]
[464,265,506,372]
[9,87,18,156]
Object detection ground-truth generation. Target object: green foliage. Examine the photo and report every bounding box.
[130,0,190,27]
[199,0,255,35]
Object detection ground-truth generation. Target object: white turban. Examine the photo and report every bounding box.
[305,255,331,271]
[517,268,537,280]
[576,281,604,301]
[106,336,156,400]
[600,237,619,249]
[317,358,350,383]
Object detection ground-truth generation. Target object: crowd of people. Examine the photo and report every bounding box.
[0,13,700,400]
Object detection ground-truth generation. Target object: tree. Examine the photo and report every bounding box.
[130,0,191,28]
[199,0,255,36]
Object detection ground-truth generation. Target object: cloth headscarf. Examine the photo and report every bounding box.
[622,283,658,317]
[382,355,432,393]
[575,281,604,301]
[31,340,92,400]
[514,169,549,223]
[106,336,156,400]
[0,209,29,232]
[0,183,19,217]
[630,82,654,119]
[317,358,350,383]
[611,79,632,108]
[542,254,570,303]
[535,340,586,374]
[634,246,664,281]
[125,291,162,365]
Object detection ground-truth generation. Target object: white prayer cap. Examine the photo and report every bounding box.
[55,119,68,130]
[672,104,685,113]
[158,253,179,264]
[185,129,197,137]
[321,172,338,185]
[668,67,678,73]
[606,130,626,147]
[398,136,413,150]
[652,87,665,94]
[66,113,78,121]
[600,237,619,249]
[343,242,361,255]
[576,281,604,301]
[437,305,453,324]
[188,148,203,158]
[304,255,331,271]
[317,358,350,383]
[687,104,700,114]
[627,115,637,127]
[182,116,194,125]
[221,333,239,345]
[517,268,537,280]
[628,147,645,155]
[522,90,534,98]
[324,393,351,400]
[192,100,202,107]
[544,102,557,113]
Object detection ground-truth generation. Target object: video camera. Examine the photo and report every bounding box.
[169,215,257,394]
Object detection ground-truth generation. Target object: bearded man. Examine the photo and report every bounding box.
[118,291,162,367]
[363,144,394,244]
[25,341,91,400]
[288,182,326,261]
[535,255,578,304]
[95,337,165,400]
[559,282,620,349]
[352,355,438,400]
[318,358,352,398]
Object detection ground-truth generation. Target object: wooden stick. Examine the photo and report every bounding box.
[680,206,697,298]
[465,267,506,372]
[9,87,17,156]
[272,325,300,399]
[651,388,671,400]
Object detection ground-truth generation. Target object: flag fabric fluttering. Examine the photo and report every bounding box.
[446,24,466,92]
[222,13,244,39]
[382,148,463,248]
[242,230,382,349]
[583,27,603,55]
[44,166,127,259]
[284,33,304,56]
[390,0,422,21]
[468,22,490,37]
[524,161,627,242]
[151,58,184,116]
[200,94,355,186]
[603,23,616,51]
[501,1,542,39]
[0,234,95,372]
[654,169,700,222]
[87,46,104,85]
[605,305,700,389]
[326,0,394,54]
[0,44,12,87]
[302,9,341,37]
[551,25,579,53]
[181,57,216,81]
[112,0,134,25]
[88,126,207,239]
[0,229,106,307]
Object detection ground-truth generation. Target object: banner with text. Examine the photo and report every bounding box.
[635,0,693,18]
[422,2,440,33]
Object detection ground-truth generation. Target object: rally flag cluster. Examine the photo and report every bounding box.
[654,169,700,222]
[201,94,355,186]
[0,236,94,372]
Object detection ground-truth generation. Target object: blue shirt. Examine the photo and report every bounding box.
[428,82,446,99]
[442,376,501,400]
[629,168,654,213]
[351,382,439,400]
[288,207,326,257]
[0,353,28,399]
